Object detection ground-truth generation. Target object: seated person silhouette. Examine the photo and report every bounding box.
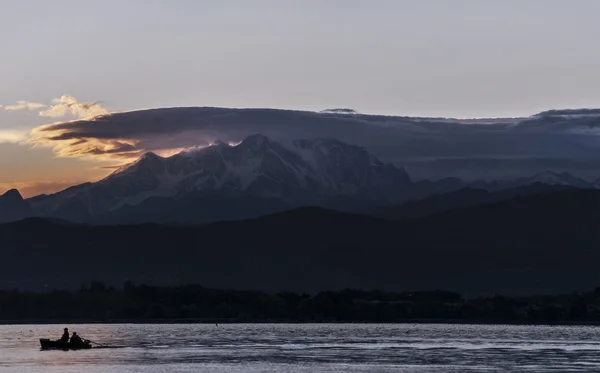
[70,332,84,345]
[59,328,69,343]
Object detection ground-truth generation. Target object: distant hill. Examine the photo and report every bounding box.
[3,189,600,296]
[0,189,34,223]
[377,183,573,221]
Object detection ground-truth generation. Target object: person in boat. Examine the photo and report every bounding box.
[59,328,69,343]
[70,332,84,346]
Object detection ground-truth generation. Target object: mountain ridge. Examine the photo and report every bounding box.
[4,188,600,295]
[27,134,413,223]
[4,134,600,225]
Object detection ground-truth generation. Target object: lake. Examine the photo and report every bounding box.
[1,324,600,372]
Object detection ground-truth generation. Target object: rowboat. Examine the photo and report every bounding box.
[39,338,92,350]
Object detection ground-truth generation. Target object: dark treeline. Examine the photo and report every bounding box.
[2,282,600,324]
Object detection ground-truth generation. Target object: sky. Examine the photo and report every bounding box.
[1,0,600,196]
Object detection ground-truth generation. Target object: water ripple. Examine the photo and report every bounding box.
[1,324,600,372]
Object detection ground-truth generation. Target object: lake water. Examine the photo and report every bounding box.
[1,324,600,372]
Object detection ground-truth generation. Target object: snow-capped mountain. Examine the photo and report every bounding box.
[20,134,600,225]
[29,134,411,220]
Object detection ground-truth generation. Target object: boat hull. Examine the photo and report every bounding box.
[39,338,92,350]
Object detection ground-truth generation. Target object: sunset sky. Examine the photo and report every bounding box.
[2,0,600,197]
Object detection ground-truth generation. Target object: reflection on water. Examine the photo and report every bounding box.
[1,324,600,372]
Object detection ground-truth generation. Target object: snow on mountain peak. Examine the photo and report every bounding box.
[240,133,270,146]
[110,151,165,178]
[319,108,359,115]
[41,134,412,215]
[165,135,412,196]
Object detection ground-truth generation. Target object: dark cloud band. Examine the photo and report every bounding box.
[29,107,600,180]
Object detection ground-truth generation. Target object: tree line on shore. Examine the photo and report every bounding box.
[1,282,600,323]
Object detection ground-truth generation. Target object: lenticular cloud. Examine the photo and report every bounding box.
[24,105,600,180]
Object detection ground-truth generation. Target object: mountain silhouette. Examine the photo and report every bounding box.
[0,189,34,223]
[377,182,573,221]
[3,189,600,296]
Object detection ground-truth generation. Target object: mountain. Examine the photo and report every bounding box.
[5,189,600,295]
[434,171,592,193]
[28,134,412,223]
[91,194,293,225]
[393,171,593,208]
[377,182,574,221]
[524,171,592,188]
[0,189,34,223]
[18,134,600,225]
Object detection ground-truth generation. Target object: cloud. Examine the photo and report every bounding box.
[39,95,109,119]
[3,95,109,120]
[29,134,140,161]
[99,164,127,170]
[4,101,47,111]
[26,107,600,180]
[0,130,28,144]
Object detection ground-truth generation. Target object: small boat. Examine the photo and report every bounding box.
[39,338,92,350]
